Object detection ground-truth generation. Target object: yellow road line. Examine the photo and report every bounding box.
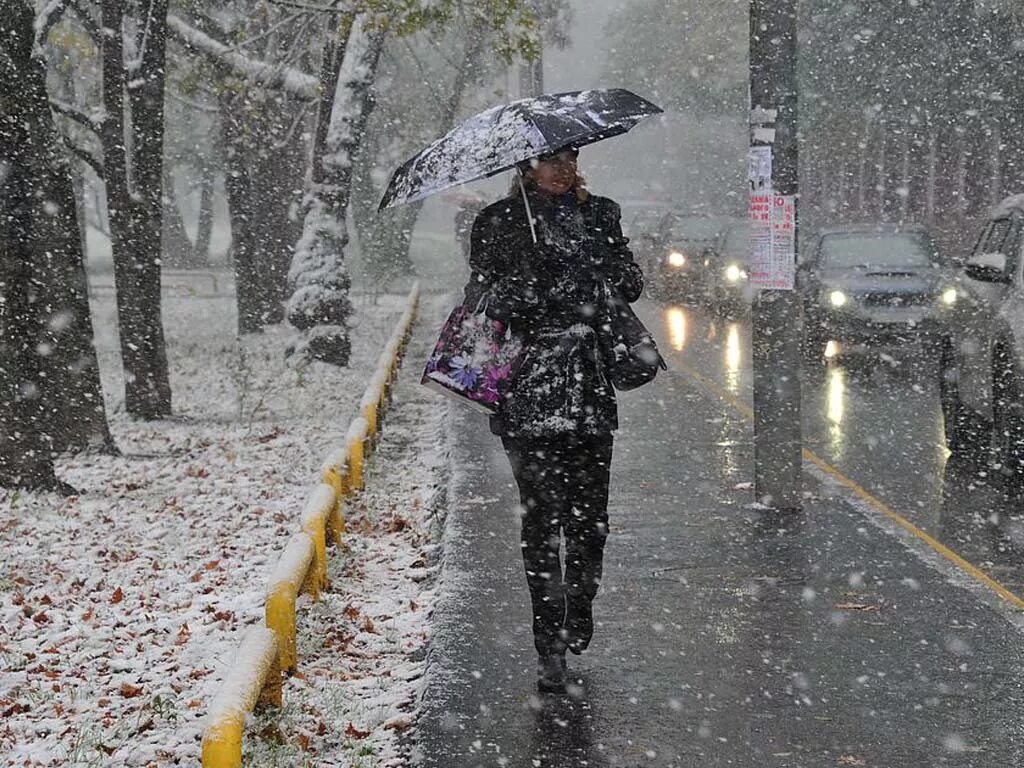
[671,358,1024,612]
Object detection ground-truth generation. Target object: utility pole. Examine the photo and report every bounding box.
[749,0,802,510]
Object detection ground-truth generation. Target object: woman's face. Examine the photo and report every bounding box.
[530,150,578,195]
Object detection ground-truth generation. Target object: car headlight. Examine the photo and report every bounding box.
[724,264,745,283]
[940,287,957,306]
[667,251,686,268]
[829,290,848,308]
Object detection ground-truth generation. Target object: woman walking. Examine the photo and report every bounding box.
[463,147,643,693]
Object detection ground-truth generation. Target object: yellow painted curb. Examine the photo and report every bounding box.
[301,484,336,597]
[264,532,314,672]
[201,626,281,767]
[345,417,368,493]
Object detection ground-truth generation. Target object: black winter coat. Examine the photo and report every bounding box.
[463,188,643,438]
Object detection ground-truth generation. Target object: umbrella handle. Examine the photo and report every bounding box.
[516,169,538,245]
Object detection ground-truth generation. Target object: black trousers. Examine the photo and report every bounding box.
[501,434,614,655]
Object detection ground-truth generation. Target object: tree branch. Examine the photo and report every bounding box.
[166,13,318,100]
[272,100,315,150]
[266,0,353,13]
[165,87,219,114]
[49,98,103,133]
[62,137,104,177]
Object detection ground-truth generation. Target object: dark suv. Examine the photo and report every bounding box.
[939,195,1024,485]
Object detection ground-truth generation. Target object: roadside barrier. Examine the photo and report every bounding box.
[200,627,281,766]
[200,283,420,767]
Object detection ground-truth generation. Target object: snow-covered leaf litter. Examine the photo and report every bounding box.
[0,275,442,766]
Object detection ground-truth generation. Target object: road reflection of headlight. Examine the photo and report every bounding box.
[667,251,686,268]
[829,290,848,308]
[941,287,957,306]
[827,368,845,425]
[725,324,741,394]
[667,307,687,351]
[725,264,744,283]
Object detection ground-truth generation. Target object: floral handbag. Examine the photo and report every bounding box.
[421,303,525,414]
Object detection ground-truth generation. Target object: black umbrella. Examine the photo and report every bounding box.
[377,88,663,212]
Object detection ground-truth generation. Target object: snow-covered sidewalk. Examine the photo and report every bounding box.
[0,275,447,766]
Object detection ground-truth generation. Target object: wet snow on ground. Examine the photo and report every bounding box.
[0,272,449,766]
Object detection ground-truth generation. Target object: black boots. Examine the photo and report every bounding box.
[565,600,593,655]
[537,650,567,694]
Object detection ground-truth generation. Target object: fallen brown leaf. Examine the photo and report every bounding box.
[120,682,143,698]
[345,722,371,739]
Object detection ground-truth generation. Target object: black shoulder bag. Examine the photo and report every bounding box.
[600,284,667,391]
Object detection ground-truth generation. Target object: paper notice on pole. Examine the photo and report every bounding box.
[749,146,772,192]
[749,194,796,290]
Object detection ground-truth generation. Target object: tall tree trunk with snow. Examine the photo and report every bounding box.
[100,0,173,419]
[1,2,109,490]
[286,14,388,365]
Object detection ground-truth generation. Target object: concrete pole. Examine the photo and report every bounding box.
[750,0,802,511]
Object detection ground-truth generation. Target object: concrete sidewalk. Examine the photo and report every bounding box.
[417,362,1024,767]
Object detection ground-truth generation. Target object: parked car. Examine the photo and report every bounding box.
[703,221,753,317]
[649,213,730,302]
[798,224,957,358]
[939,195,1024,485]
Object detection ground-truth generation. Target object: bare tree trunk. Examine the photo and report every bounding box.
[286,13,388,364]
[193,162,216,263]
[1,1,114,490]
[955,135,968,220]
[162,162,199,267]
[926,130,937,224]
[991,121,1003,208]
[857,115,871,216]
[222,100,263,334]
[100,0,172,419]
[898,128,911,222]
[875,126,887,219]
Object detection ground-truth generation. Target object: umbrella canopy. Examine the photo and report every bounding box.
[378,88,663,211]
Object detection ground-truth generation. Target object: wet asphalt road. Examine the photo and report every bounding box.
[643,301,1024,598]
[417,300,1024,767]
